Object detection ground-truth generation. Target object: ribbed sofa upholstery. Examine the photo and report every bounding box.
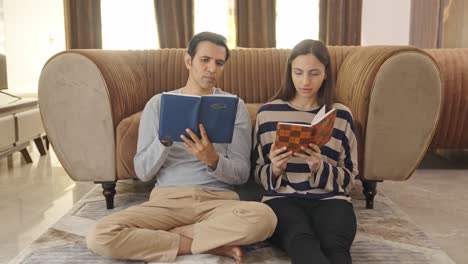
[38,46,443,209]
[425,49,468,149]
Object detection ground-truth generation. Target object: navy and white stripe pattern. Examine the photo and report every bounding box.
[253,99,358,202]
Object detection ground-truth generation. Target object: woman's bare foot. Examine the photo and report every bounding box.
[207,245,243,263]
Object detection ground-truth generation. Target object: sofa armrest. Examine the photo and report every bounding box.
[335,46,442,181]
[38,50,149,182]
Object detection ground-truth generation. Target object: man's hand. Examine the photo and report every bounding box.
[270,142,293,179]
[181,124,219,169]
[293,143,322,173]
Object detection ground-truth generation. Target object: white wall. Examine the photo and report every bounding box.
[4,0,65,95]
[361,0,411,46]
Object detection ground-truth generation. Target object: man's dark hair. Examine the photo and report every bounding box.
[187,32,230,61]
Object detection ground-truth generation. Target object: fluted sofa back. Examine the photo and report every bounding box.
[55,47,356,127]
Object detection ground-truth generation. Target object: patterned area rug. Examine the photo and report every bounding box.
[9,180,455,264]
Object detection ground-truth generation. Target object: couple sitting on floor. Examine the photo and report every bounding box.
[86,31,358,264]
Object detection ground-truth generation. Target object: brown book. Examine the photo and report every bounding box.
[273,106,336,152]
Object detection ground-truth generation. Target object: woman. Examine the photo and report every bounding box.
[253,39,358,264]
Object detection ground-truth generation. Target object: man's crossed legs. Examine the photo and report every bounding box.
[86,187,277,263]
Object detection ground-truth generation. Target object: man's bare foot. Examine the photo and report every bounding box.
[207,245,243,263]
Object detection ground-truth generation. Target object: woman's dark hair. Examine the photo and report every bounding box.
[271,39,333,110]
[187,31,230,61]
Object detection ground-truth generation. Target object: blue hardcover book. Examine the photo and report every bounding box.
[159,93,239,143]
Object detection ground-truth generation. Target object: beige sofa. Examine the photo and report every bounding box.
[38,46,442,209]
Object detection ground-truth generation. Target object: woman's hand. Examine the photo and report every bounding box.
[293,143,322,173]
[270,142,293,178]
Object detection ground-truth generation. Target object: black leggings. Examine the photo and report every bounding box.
[265,197,356,264]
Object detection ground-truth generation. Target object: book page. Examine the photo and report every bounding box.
[203,94,237,98]
[311,105,326,125]
[162,92,201,98]
[277,121,310,127]
[311,106,336,126]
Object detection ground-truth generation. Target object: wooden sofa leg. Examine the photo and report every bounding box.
[100,182,117,209]
[362,180,378,209]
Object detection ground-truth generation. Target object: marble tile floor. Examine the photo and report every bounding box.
[380,150,468,264]
[0,145,94,264]
[0,145,467,264]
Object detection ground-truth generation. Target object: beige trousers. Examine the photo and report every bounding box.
[86,186,277,262]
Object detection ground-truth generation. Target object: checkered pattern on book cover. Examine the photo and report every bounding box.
[273,112,336,153]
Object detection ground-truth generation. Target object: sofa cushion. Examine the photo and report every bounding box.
[116,112,141,179]
[245,103,262,127]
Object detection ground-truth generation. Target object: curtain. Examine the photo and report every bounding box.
[64,0,102,49]
[319,0,362,45]
[154,0,194,48]
[410,0,441,48]
[235,0,276,48]
[440,0,468,48]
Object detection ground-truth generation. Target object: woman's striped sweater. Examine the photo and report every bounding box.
[253,99,359,202]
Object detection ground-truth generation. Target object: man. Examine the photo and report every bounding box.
[86,32,277,263]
